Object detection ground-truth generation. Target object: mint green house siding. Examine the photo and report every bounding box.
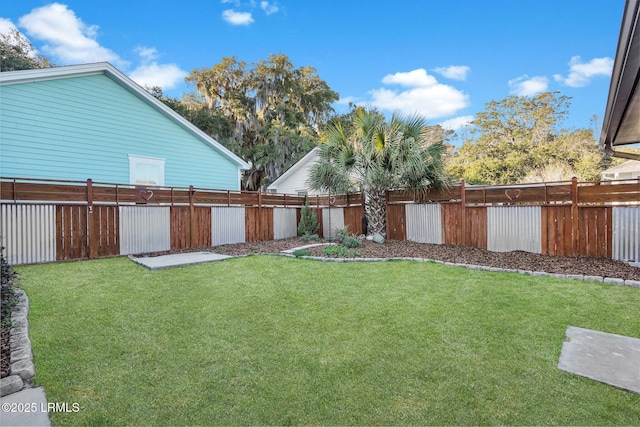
[0,64,248,189]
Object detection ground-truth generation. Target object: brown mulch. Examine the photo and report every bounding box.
[213,238,640,281]
[1,326,9,378]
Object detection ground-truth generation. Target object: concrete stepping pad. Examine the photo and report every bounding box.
[129,252,232,270]
[558,326,640,394]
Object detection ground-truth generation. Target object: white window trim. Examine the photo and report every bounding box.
[128,154,166,186]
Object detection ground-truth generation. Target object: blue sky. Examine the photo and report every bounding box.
[1,1,625,136]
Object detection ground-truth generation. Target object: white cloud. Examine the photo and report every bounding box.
[553,56,613,87]
[382,68,437,87]
[433,65,470,81]
[129,62,187,90]
[260,1,279,15]
[439,115,474,130]
[369,69,470,119]
[131,45,187,90]
[336,96,361,105]
[0,17,18,34]
[17,3,126,67]
[508,75,549,96]
[135,46,159,62]
[222,9,254,25]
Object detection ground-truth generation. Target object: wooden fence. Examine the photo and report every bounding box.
[2,176,638,264]
[1,177,365,264]
[386,178,640,261]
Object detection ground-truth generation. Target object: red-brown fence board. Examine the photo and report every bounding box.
[578,207,612,258]
[314,208,324,237]
[465,207,487,249]
[245,207,274,241]
[441,203,462,245]
[2,182,87,203]
[343,205,365,235]
[191,207,212,248]
[578,182,640,204]
[541,206,573,256]
[93,206,119,257]
[170,206,212,250]
[545,184,573,204]
[386,204,406,240]
[170,206,190,250]
[56,205,88,260]
[387,187,461,204]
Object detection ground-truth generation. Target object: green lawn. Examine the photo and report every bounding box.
[17,256,640,426]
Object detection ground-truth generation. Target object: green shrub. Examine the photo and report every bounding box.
[298,198,319,236]
[322,245,359,258]
[292,249,311,258]
[299,233,320,243]
[342,235,362,248]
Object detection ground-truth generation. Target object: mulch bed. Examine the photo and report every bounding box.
[1,327,9,378]
[214,238,640,281]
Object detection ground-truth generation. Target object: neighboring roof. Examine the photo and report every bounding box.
[0,62,250,170]
[601,159,640,174]
[267,147,320,190]
[600,0,640,160]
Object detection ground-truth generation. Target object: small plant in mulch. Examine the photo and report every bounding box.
[323,245,359,258]
[299,233,320,243]
[298,197,319,237]
[292,249,311,258]
[1,246,20,378]
[326,227,362,249]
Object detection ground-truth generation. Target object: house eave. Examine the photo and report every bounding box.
[600,0,640,160]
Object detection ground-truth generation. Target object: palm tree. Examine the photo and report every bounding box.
[309,108,450,236]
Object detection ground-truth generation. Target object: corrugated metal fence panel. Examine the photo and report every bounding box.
[406,203,442,244]
[273,208,297,240]
[487,206,541,253]
[613,206,640,262]
[0,204,56,265]
[119,206,170,255]
[322,207,345,239]
[212,207,245,245]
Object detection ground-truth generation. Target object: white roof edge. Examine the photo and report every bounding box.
[267,146,319,190]
[601,159,640,173]
[0,62,250,170]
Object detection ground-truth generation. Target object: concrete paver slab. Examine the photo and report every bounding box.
[558,326,640,394]
[281,243,331,254]
[129,252,232,270]
[0,387,50,426]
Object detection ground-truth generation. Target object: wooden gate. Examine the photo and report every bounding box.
[171,206,212,250]
[386,204,406,240]
[56,205,120,260]
[245,207,274,241]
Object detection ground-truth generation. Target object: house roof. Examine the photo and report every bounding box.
[0,62,250,170]
[602,159,640,174]
[267,147,320,190]
[600,0,640,160]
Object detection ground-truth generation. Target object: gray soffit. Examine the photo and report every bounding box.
[600,0,640,160]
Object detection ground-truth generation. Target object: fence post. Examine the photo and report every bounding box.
[571,177,579,256]
[258,190,262,240]
[460,180,466,246]
[87,178,97,259]
[189,185,195,248]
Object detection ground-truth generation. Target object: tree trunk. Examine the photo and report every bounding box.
[365,187,386,236]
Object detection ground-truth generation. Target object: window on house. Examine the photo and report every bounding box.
[129,155,165,186]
